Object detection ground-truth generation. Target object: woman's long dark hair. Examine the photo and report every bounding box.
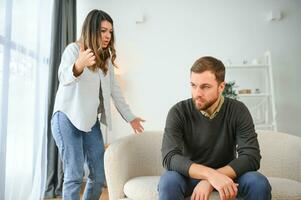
[79,9,117,74]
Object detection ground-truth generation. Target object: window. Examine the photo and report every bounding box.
[0,0,5,117]
[0,44,3,116]
[0,0,53,198]
[0,0,4,35]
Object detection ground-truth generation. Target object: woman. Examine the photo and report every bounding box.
[51,9,144,200]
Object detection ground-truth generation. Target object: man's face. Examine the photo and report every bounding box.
[190,71,225,111]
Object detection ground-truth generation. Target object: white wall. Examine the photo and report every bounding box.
[77,0,301,142]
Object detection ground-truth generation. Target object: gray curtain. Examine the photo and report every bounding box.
[44,0,77,198]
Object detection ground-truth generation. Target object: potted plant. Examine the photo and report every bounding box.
[222,81,238,99]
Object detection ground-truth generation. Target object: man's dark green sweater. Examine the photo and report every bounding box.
[161,97,261,178]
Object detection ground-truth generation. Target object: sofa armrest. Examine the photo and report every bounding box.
[258,131,301,182]
[104,131,164,200]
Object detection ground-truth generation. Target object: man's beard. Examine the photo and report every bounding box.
[193,95,219,112]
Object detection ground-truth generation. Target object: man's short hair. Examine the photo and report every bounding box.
[190,56,225,83]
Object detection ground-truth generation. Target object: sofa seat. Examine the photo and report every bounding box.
[123,176,223,200]
[124,176,159,200]
[124,176,301,200]
[267,177,301,200]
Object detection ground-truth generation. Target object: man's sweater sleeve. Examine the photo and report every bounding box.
[161,105,193,177]
[228,102,261,177]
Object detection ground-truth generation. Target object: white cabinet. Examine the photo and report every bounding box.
[225,51,277,131]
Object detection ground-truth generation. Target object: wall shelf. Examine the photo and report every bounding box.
[238,93,271,97]
[225,51,277,131]
[227,64,269,69]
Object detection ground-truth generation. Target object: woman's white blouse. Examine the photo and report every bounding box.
[53,43,135,132]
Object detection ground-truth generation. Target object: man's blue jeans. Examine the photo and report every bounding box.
[158,170,271,200]
[51,111,105,200]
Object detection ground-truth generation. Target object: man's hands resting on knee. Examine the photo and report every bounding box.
[189,164,238,200]
[191,180,213,200]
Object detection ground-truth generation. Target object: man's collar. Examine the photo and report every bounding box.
[200,95,224,119]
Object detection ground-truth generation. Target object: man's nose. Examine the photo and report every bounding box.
[196,87,203,96]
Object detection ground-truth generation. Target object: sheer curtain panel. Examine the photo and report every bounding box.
[0,0,53,199]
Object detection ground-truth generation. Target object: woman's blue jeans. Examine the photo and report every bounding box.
[51,111,105,200]
[158,170,271,200]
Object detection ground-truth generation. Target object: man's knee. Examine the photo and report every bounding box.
[252,173,271,195]
[239,171,271,196]
[158,171,186,194]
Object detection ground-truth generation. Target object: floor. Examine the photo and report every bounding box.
[47,186,109,200]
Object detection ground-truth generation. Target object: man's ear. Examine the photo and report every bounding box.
[219,81,225,94]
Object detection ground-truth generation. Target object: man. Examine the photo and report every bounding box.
[159,56,271,200]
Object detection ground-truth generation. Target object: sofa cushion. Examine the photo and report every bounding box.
[124,176,301,200]
[124,176,219,200]
[267,177,301,200]
[124,176,158,200]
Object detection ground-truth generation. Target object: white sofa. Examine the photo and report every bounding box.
[104,131,301,200]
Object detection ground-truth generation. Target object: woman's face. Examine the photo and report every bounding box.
[100,20,113,49]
